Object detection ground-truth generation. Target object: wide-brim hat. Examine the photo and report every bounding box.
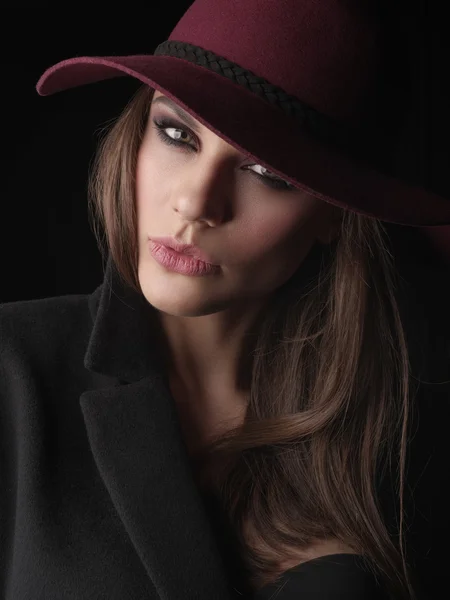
[36,0,450,227]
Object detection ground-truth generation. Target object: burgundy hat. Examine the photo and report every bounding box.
[37,0,450,228]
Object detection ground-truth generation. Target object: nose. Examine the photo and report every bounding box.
[171,152,239,225]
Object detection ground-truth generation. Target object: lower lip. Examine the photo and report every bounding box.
[148,241,220,276]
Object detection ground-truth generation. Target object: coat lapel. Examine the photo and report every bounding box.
[79,256,237,600]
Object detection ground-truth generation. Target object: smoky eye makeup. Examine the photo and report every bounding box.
[150,114,298,192]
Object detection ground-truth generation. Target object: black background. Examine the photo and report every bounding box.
[2,0,449,303]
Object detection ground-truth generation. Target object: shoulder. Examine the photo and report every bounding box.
[0,289,100,449]
[0,290,92,326]
[0,290,94,374]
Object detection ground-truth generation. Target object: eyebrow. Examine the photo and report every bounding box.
[151,96,202,134]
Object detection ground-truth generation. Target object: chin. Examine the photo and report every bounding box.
[139,280,226,318]
[146,296,229,318]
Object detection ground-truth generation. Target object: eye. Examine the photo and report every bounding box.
[247,165,297,191]
[151,117,297,192]
[153,118,194,147]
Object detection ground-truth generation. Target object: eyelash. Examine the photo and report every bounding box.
[151,117,297,192]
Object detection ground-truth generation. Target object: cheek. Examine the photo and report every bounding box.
[227,202,323,291]
[236,202,320,265]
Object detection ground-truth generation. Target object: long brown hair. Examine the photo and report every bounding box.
[88,84,419,599]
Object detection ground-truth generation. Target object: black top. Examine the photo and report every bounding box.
[254,554,390,600]
[201,491,390,599]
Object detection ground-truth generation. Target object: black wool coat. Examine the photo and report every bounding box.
[1,254,449,600]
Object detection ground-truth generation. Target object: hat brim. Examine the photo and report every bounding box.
[37,55,450,226]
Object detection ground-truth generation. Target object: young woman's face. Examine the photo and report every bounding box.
[136,90,340,316]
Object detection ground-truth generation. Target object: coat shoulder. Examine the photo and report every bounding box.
[0,290,96,373]
[0,290,92,323]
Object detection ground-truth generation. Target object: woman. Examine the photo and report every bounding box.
[1,1,449,599]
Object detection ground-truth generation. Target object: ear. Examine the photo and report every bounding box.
[316,204,343,245]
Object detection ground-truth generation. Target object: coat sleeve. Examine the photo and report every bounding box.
[0,302,18,595]
[0,297,50,594]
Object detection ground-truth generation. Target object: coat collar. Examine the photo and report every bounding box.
[83,254,169,383]
[79,255,239,599]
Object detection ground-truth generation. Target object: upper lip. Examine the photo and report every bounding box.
[149,236,218,265]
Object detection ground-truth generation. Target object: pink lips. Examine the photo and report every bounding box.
[148,239,220,276]
[149,236,217,265]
